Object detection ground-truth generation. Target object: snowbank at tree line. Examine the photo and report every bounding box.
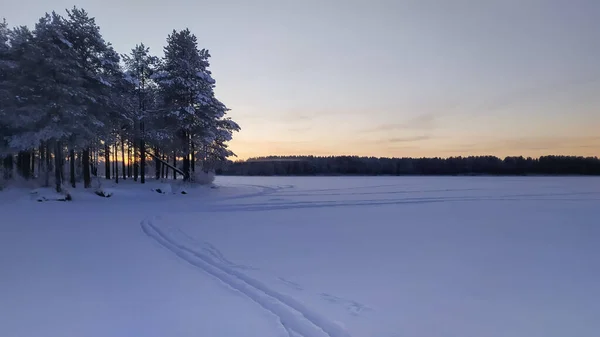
[0,164,216,196]
[192,169,215,185]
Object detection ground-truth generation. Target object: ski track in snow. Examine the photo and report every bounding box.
[278,277,304,291]
[319,294,373,317]
[141,217,352,337]
[202,191,600,213]
[138,180,600,336]
[161,220,370,317]
[169,223,258,271]
[212,184,294,202]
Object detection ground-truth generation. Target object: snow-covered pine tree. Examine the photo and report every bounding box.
[5,13,87,191]
[2,13,240,188]
[0,19,12,175]
[201,118,241,171]
[153,29,239,181]
[0,19,14,182]
[122,43,159,184]
[61,7,127,188]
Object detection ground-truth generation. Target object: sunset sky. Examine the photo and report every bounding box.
[4,0,599,159]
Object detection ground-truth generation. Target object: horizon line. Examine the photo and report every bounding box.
[240,153,600,162]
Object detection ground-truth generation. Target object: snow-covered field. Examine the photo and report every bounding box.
[1,176,599,337]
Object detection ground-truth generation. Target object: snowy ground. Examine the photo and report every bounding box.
[1,176,599,337]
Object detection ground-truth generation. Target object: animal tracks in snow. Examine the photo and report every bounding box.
[142,217,352,337]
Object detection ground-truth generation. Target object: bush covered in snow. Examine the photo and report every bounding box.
[153,183,173,194]
[1,171,41,190]
[95,188,113,198]
[192,169,215,185]
[31,187,72,202]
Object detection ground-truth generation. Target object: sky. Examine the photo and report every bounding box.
[2,0,599,159]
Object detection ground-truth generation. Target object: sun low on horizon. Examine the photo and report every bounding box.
[4,0,599,160]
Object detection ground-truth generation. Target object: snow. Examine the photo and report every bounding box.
[97,76,112,87]
[58,36,73,48]
[196,71,216,84]
[184,106,195,114]
[1,176,599,337]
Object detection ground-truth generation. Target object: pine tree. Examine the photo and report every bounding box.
[0,19,15,176]
[1,13,240,188]
[62,7,127,187]
[123,43,158,184]
[6,13,86,191]
[153,29,239,180]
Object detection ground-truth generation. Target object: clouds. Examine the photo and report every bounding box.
[385,135,432,143]
[361,113,439,148]
[435,135,600,157]
[365,113,437,133]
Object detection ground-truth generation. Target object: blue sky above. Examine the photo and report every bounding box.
[3,0,599,158]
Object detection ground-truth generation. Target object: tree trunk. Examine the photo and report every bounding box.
[25,151,31,179]
[76,151,82,181]
[69,148,76,188]
[164,154,169,179]
[182,156,189,181]
[182,132,190,181]
[140,122,145,184]
[60,150,65,183]
[95,145,99,176]
[18,152,24,178]
[38,144,44,179]
[39,144,45,183]
[191,141,195,173]
[173,150,177,180]
[55,140,62,193]
[114,142,119,184]
[155,147,161,180]
[31,149,35,178]
[17,151,31,179]
[105,143,111,179]
[112,145,115,181]
[133,137,138,181]
[83,148,91,188]
[45,143,51,187]
[2,155,13,180]
[121,137,126,180]
[16,152,21,178]
[147,150,185,177]
[127,143,132,178]
[90,146,94,176]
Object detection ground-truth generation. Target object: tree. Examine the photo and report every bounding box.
[1,12,241,189]
[153,29,239,180]
[62,7,126,188]
[0,18,15,177]
[5,13,86,191]
[123,43,158,184]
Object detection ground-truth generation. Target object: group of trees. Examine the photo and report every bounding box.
[0,7,239,192]
[221,155,600,176]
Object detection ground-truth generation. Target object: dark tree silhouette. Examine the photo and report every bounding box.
[221,155,600,176]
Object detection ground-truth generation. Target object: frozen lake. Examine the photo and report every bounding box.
[1,176,599,337]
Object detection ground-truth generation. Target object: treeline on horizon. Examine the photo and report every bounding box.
[0,7,239,192]
[220,155,600,176]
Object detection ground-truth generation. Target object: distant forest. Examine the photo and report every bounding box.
[220,155,600,176]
